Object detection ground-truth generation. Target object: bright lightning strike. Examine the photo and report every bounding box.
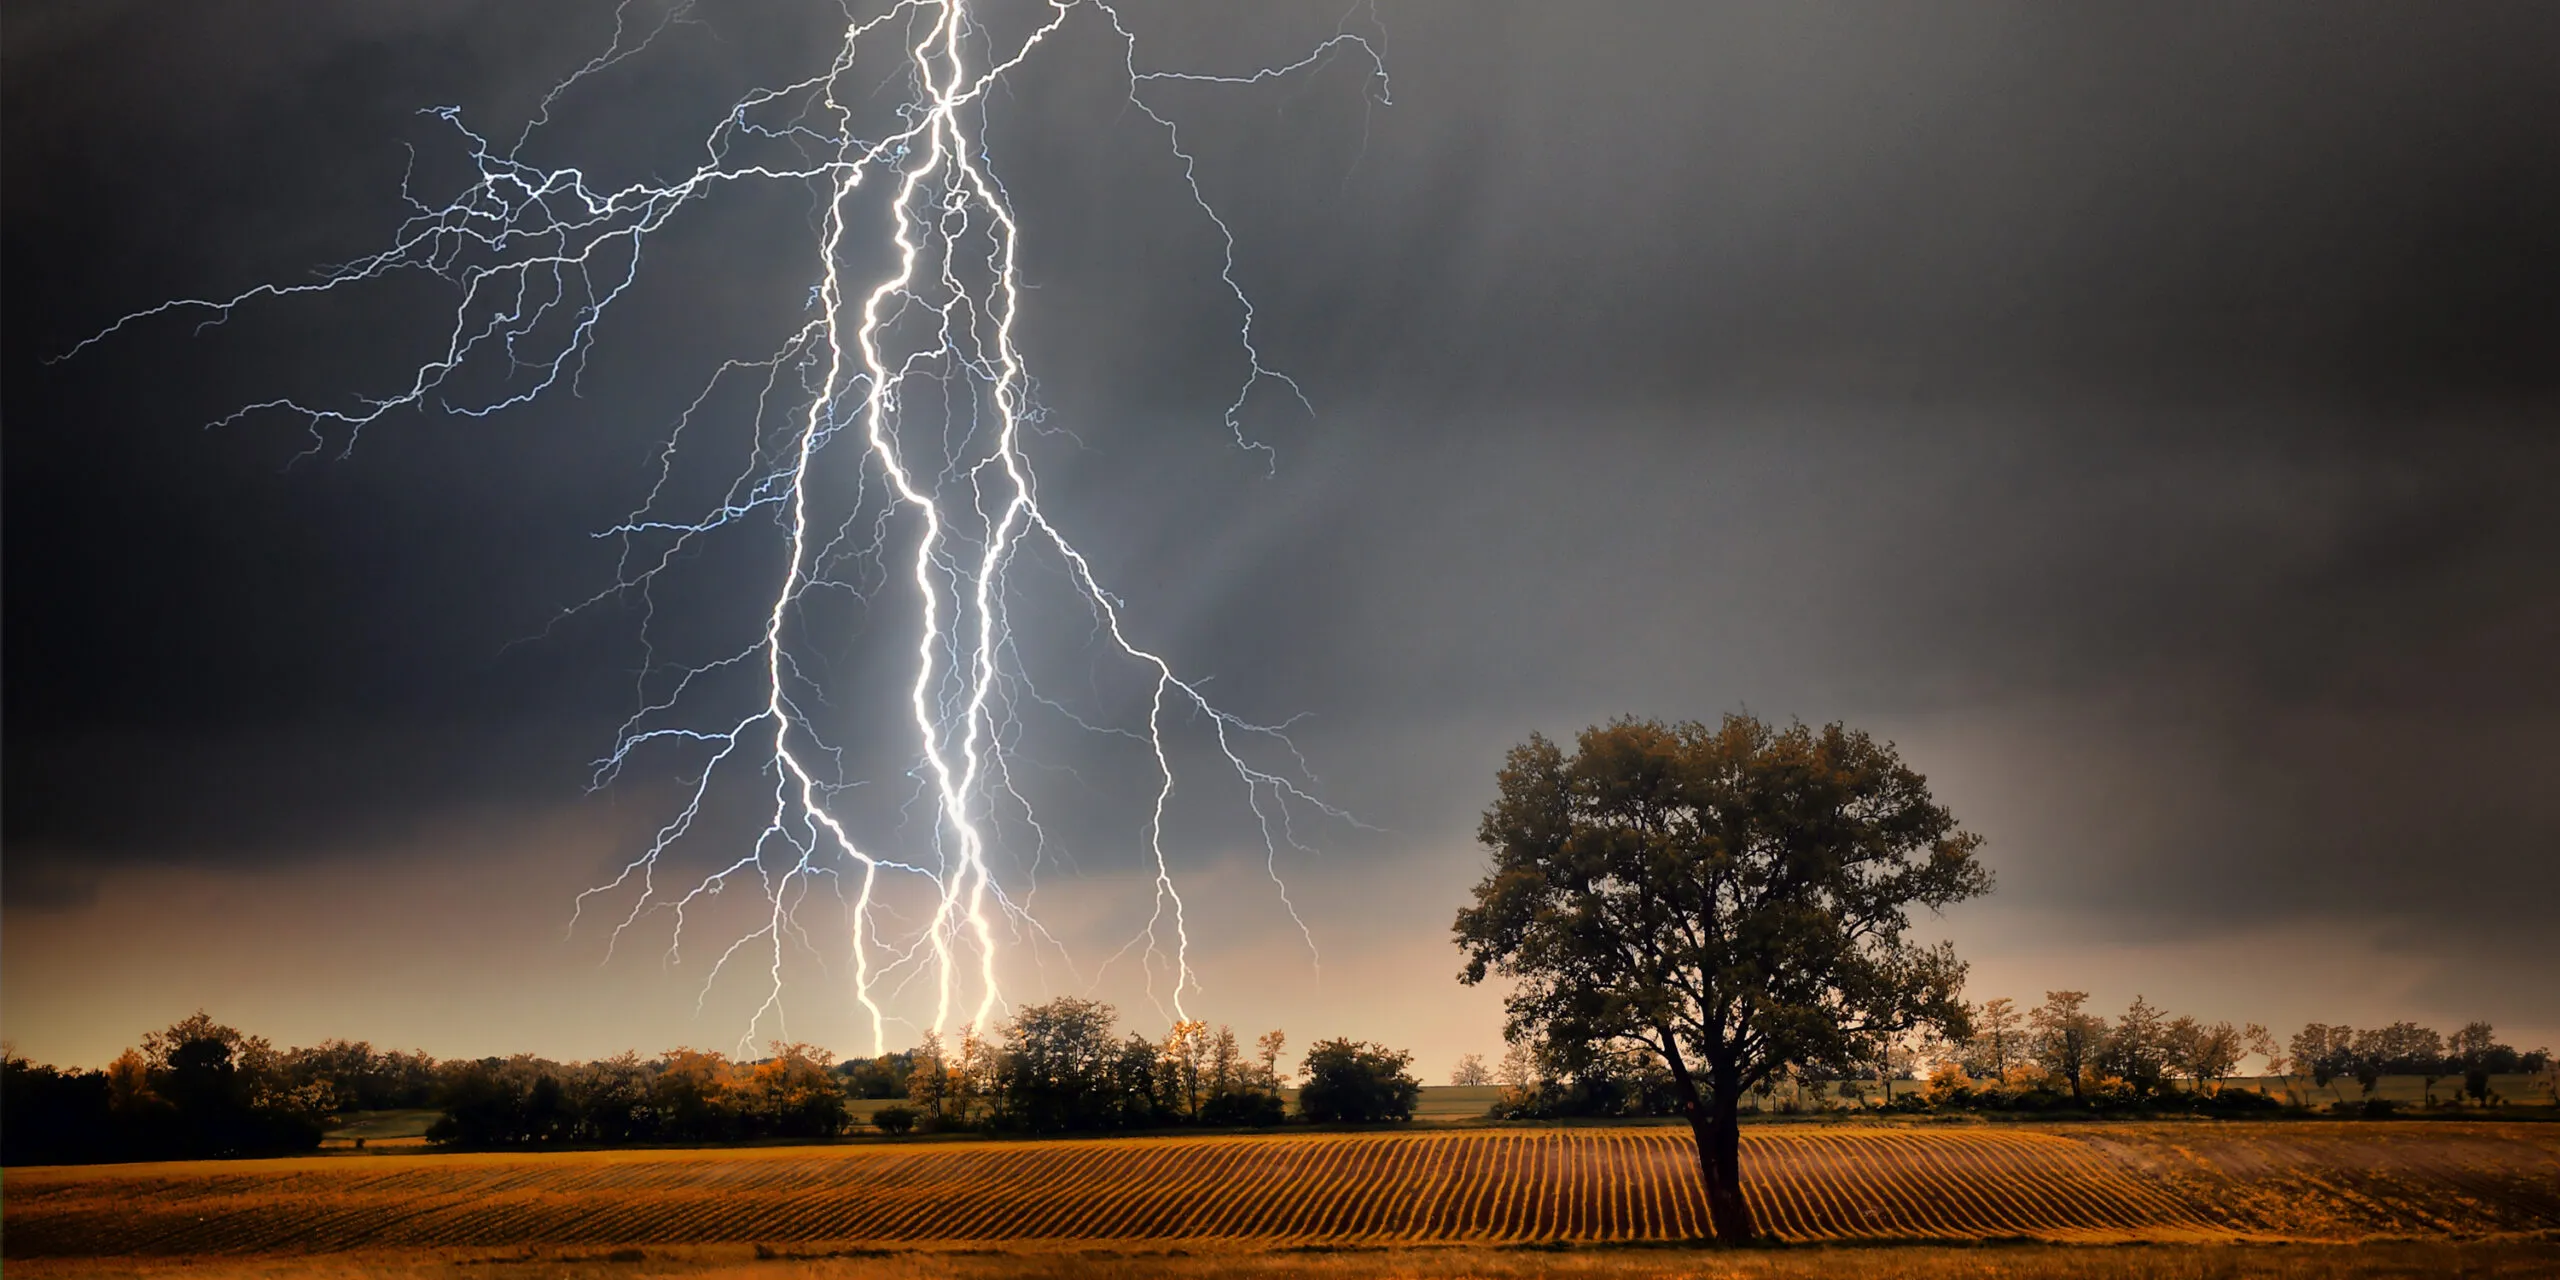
[68,0,1386,1055]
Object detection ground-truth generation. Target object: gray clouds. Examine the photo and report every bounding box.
[6,1,2555,1057]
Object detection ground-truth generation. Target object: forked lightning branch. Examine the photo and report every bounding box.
[69,0,1386,1054]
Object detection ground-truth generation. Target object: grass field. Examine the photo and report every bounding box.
[9,1121,2557,1264]
[315,1108,440,1150]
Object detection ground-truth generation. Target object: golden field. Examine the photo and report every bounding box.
[6,1239,2560,1280]
[8,1121,2558,1266]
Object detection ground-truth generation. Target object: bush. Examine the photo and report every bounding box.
[2085,1077,2141,1110]
[870,1104,917,1136]
[2199,1087,2284,1115]
[1201,1088,1286,1127]
[1921,1063,1974,1109]
[1297,1039,1420,1124]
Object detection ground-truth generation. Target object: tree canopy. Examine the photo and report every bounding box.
[1454,714,1990,1242]
[1297,1039,1421,1123]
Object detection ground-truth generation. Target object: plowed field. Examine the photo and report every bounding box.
[8,1123,2556,1258]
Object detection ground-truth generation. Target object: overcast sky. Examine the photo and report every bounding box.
[7,0,2557,1073]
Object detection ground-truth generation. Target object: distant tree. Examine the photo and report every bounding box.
[2354,1022,2444,1102]
[1455,716,1989,1242]
[2097,996,2172,1099]
[871,1104,918,1136]
[1297,1039,1420,1123]
[427,1060,519,1147]
[1196,1024,1287,1127]
[1492,1041,1543,1112]
[1207,1026,1243,1098]
[2030,992,2106,1105]
[2163,1017,2202,1089]
[282,1038,431,1113]
[4,1057,116,1164]
[2177,1020,2246,1094]
[522,1073,573,1142]
[1109,1032,1164,1127]
[998,997,1120,1133]
[1866,1032,1922,1106]
[1570,1043,1684,1118]
[574,1051,655,1144]
[144,1012,326,1156]
[378,1048,443,1108]
[748,1042,846,1138]
[1158,1021,1211,1120]
[1962,997,2023,1080]
[2241,1024,2283,1099]
[2290,1024,2353,1103]
[2448,1021,2508,1105]
[105,1049,164,1120]
[1255,1030,1290,1089]
[906,1032,951,1121]
[1449,1054,1492,1087]
[838,1051,916,1101]
[953,1025,998,1126]
[655,1047,743,1141]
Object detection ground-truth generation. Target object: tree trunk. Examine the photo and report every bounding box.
[1683,1075,1757,1243]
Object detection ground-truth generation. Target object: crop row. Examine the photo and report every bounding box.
[8,1123,2556,1257]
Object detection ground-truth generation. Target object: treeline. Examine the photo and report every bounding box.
[1,1013,434,1164]
[1477,993,2556,1120]
[428,997,1422,1147]
[2282,1020,2550,1110]
[2,1000,1424,1163]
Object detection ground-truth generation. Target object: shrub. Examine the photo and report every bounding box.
[1922,1063,1974,1108]
[1297,1039,1420,1124]
[1200,1088,1286,1127]
[870,1104,918,1136]
[2085,1076,2140,1110]
[2199,1087,2283,1115]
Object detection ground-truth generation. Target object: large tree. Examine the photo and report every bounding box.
[1455,715,1990,1243]
[2030,991,2106,1104]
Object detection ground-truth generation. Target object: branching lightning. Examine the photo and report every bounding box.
[69,0,1386,1054]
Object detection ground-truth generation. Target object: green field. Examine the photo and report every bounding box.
[317,1109,441,1149]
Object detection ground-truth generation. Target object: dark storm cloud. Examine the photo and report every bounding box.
[7,0,2556,1007]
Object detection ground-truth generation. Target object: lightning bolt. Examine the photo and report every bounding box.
[66,0,1386,1054]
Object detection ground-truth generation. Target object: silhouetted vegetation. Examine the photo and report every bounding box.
[1491,992,2552,1123]
[1484,1041,1683,1120]
[2,1013,336,1164]
[902,1003,1296,1134]
[422,1042,848,1147]
[1296,1039,1422,1123]
[1456,714,1992,1242]
[1,999,1431,1163]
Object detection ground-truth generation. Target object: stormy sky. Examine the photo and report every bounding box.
[7,0,2556,1071]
